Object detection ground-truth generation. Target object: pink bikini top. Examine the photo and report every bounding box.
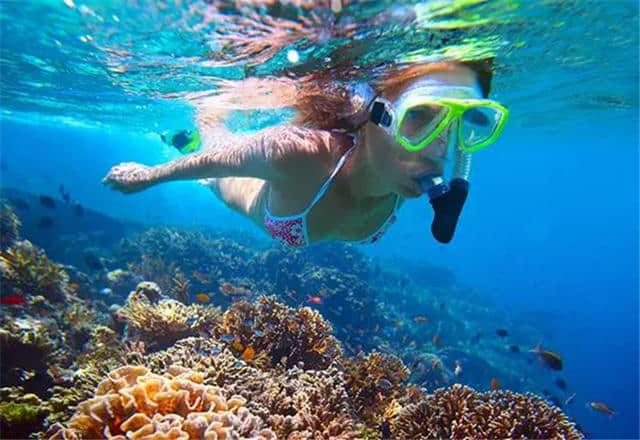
[264,135,401,248]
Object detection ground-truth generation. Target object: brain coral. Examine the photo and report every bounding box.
[390,383,583,439]
[47,365,275,440]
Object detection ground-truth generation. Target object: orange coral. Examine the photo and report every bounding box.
[47,365,275,440]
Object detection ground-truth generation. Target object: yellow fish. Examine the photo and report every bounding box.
[195,293,210,304]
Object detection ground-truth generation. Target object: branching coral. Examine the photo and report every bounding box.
[118,282,222,350]
[0,240,70,302]
[390,384,584,439]
[220,296,341,371]
[145,338,360,439]
[45,326,129,430]
[47,365,276,440]
[171,267,191,304]
[342,351,410,426]
[0,316,59,388]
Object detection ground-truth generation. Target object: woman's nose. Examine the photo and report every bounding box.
[425,138,448,159]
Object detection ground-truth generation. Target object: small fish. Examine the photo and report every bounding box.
[307,295,323,304]
[588,401,616,417]
[0,295,25,306]
[376,378,393,390]
[68,283,79,292]
[491,377,500,390]
[529,344,563,371]
[8,198,29,211]
[549,395,563,408]
[564,392,576,406]
[219,334,233,343]
[195,293,210,304]
[39,195,56,208]
[254,329,265,337]
[99,287,113,296]
[509,344,520,353]
[83,253,104,270]
[432,334,442,348]
[496,329,508,337]
[59,186,70,203]
[192,270,212,284]
[413,315,429,324]
[555,378,567,391]
[232,341,244,352]
[38,216,54,228]
[454,360,462,377]
[219,281,250,296]
[74,203,84,216]
[241,346,255,362]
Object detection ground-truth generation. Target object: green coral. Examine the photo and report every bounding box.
[0,402,44,425]
[0,401,46,439]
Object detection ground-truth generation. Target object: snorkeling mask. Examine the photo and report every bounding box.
[363,79,509,243]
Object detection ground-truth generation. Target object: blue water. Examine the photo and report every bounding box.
[1,0,638,438]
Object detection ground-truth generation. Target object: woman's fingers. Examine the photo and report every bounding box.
[102,162,151,193]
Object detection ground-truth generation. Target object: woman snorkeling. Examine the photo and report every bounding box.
[103,60,508,247]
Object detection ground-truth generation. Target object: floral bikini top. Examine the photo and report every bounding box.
[264,134,401,248]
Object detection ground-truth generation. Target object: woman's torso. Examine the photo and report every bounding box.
[251,131,403,244]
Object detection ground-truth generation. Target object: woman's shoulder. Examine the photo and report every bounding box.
[264,124,352,181]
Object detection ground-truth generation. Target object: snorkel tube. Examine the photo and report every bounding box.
[417,123,472,244]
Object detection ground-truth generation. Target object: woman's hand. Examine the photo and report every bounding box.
[102,162,154,194]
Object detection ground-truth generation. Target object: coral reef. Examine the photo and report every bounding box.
[0,201,21,250]
[47,365,276,440]
[343,351,410,425]
[220,296,342,371]
[0,240,71,302]
[0,315,60,393]
[145,338,360,439]
[0,393,46,440]
[118,281,222,350]
[390,384,583,439]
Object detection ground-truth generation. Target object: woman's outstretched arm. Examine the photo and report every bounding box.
[103,125,332,193]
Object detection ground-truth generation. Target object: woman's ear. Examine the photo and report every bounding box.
[460,58,494,98]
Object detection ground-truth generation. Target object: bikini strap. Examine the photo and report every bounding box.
[303,133,358,214]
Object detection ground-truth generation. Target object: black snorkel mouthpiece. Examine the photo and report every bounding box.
[417,175,469,244]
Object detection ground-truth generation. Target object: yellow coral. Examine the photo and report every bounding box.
[48,365,275,440]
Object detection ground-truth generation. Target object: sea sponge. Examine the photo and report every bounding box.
[220,296,341,371]
[390,384,583,439]
[0,240,70,302]
[47,365,275,440]
[118,282,222,350]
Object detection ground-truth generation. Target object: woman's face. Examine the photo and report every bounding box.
[365,67,478,198]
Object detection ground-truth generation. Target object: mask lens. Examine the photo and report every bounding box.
[460,106,503,147]
[399,104,448,145]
